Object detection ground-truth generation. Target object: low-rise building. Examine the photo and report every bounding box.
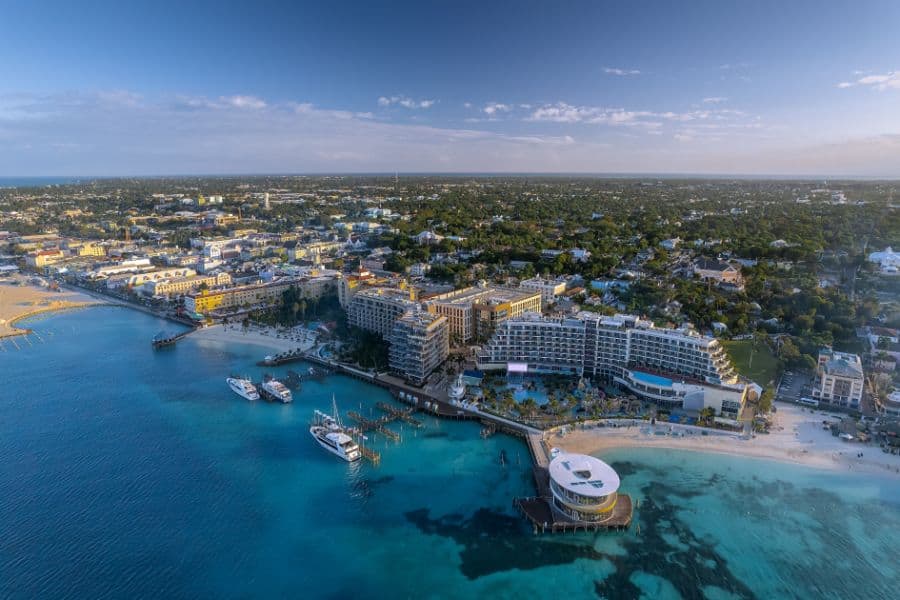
[693,257,743,286]
[519,276,567,305]
[148,272,232,297]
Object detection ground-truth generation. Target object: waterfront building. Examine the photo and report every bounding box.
[25,248,65,268]
[548,453,621,523]
[477,311,752,416]
[425,284,542,344]
[811,348,864,409]
[186,280,289,315]
[388,310,450,385]
[346,287,420,337]
[519,276,567,305]
[124,268,197,288]
[147,272,232,297]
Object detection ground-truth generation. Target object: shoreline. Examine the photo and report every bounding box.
[1,275,106,339]
[552,403,900,479]
[189,323,317,355]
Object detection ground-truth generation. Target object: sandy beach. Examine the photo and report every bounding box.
[553,402,900,478]
[0,274,102,338]
[190,323,318,355]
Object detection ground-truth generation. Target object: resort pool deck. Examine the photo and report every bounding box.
[630,370,674,388]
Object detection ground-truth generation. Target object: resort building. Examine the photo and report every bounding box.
[146,272,232,297]
[519,276,567,305]
[811,348,864,409]
[425,284,541,344]
[185,279,294,315]
[477,311,752,417]
[346,287,420,337]
[388,310,450,385]
[548,453,621,523]
[25,248,65,268]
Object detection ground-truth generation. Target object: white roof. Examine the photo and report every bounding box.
[549,453,620,497]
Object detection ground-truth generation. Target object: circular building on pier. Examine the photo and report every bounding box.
[548,452,621,523]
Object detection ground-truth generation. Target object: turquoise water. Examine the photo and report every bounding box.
[2,306,899,599]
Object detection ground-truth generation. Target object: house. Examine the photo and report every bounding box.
[693,258,742,286]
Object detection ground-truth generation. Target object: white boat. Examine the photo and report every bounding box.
[449,373,466,402]
[261,379,293,403]
[227,377,260,401]
[310,397,361,462]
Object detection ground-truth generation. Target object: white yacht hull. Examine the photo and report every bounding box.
[311,428,360,462]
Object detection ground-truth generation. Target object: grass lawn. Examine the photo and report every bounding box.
[722,339,782,387]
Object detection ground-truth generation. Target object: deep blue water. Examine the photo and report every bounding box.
[2,306,899,599]
[0,176,83,188]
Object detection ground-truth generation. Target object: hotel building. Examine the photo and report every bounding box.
[425,284,542,344]
[388,310,450,385]
[147,272,232,297]
[811,348,864,409]
[478,312,753,417]
[346,287,420,337]
[519,276,567,305]
[185,276,335,315]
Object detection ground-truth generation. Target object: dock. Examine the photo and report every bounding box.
[346,410,402,442]
[375,401,422,427]
[513,432,633,533]
[302,351,634,533]
[151,330,193,349]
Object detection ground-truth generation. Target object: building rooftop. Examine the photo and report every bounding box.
[548,453,620,498]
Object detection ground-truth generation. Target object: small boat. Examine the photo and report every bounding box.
[227,377,260,401]
[310,396,361,462]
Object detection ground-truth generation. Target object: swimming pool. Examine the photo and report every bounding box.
[630,370,674,388]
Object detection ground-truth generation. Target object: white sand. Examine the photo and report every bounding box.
[0,274,101,338]
[190,324,317,354]
[553,402,900,478]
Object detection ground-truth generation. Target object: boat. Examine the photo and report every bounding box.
[227,377,260,401]
[449,373,466,403]
[261,379,293,403]
[310,396,361,462]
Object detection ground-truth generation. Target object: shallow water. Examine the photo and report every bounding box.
[1,306,898,599]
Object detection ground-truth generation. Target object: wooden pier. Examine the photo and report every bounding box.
[151,330,193,349]
[375,402,422,427]
[346,410,402,442]
[513,494,633,534]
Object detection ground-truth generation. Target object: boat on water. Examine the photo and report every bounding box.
[449,373,466,402]
[227,377,260,401]
[261,379,293,403]
[310,396,361,462]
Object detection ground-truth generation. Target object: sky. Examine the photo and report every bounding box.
[1,0,900,176]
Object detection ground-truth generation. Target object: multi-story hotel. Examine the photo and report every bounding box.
[346,287,420,337]
[425,284,542,344]
[477,312,753,417]
[388,310,450,385]
[811,348,864,409]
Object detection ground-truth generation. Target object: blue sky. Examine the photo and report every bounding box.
[2,0,900,175]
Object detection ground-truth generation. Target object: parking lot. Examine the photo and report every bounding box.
[776,370,813,401]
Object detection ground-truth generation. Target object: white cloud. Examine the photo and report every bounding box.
[837,71,900,91]
[527,102,746,129]
[378,95,435,109]
[463,102,473,109]
[702,96,728,104]
[603,67,641,76]
[483,102,511,115]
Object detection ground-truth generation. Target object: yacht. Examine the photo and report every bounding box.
[310,397,361,462]
[261,379,293,403]
[449,373,466,403]
[227,377,260,401]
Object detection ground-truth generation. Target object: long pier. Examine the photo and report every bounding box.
[152,330,193,348]
[346,410,401,442]
[375,402,422,427]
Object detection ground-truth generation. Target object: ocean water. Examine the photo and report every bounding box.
[2,306,899,599]
[0,176,82,188]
